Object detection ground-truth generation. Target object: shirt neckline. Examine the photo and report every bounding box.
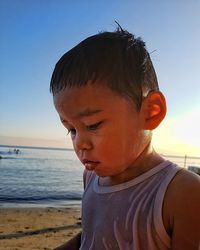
[93,160,171,194]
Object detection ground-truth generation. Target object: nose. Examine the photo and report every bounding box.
[73,132,92,152]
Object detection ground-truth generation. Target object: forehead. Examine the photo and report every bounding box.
[53,84,136,118]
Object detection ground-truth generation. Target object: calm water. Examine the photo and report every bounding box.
[0,146,83,208]
[0,145,199,208]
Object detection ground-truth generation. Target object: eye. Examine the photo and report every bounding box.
[67,128,76,137]
[86,121,103,131]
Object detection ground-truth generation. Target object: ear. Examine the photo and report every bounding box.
[140,91,167,130]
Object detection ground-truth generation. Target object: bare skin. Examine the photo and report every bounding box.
[53,84,166,183]
[163,169,200,249]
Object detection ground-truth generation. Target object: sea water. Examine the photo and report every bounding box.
[0,146,83,208]
[0,145,199,208]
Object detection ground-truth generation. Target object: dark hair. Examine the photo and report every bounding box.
[50,26,159,109]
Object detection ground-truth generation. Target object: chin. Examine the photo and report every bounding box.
[94,168,108,177]
[95,171,106,177]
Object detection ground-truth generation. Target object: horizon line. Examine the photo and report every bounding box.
[0,144,199,159]
[0,144,73,152]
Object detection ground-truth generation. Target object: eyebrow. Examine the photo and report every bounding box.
[76,108,103,118]
[60,109,103,123]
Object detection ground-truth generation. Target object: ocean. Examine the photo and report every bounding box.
[0,146,83,208]
[0,145,199,208]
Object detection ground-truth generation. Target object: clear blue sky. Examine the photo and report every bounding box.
[0,1,200,154]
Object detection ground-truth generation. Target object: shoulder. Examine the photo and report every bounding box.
[163,168,200,249]
[165,168,200,206]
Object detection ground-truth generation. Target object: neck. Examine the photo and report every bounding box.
[100,143,165,186]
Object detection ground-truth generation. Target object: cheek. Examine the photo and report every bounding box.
[97,136,128,162]
[72,141,81,158]
[97,131,119,148]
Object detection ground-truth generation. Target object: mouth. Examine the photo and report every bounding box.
[82,159,100,171]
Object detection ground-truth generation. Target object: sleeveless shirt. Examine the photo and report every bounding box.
[80,161,181,250]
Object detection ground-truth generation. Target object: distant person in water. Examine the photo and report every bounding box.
[50,25,200,249]
[14,149,20,154]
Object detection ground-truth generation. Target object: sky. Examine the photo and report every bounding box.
[0,0,200,156]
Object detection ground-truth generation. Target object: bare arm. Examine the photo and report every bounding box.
[164,170,200,249]
[53,232,82,250]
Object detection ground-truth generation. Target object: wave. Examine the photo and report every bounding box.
[0,156,17,160]
[0,193,82,204]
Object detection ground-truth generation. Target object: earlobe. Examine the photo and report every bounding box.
[142,91,167,130]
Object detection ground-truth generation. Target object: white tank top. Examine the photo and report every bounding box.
[80,161,181,250]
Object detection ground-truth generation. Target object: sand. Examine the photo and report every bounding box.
[0,207,82,250]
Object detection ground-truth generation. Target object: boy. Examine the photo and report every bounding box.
[50,26,200,249]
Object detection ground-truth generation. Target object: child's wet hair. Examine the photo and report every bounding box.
[50,24,159,110]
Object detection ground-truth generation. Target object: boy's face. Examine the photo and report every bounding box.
[54,83,149,178]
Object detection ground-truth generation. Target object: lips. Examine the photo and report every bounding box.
[82,159,100,171]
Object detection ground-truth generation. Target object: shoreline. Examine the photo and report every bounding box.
[0,207,82,250]
[0,201,82,209]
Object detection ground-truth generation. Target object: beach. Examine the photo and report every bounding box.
[0,207,82,250]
